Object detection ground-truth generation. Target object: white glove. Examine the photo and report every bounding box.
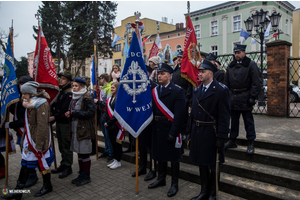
[5,122,10,129]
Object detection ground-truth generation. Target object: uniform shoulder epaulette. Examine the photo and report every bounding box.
[194,85,201,92]
[219,82,228,89]
[174,84,182,89]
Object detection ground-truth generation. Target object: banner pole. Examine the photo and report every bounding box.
[5,112,9,186]
[93,43,99,160]
[135,137,139,193]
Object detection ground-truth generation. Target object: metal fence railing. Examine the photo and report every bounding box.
[288,58,300,118]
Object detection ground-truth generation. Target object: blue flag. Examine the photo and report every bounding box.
[122,35,129,70]
[111,33,121,47]
[0,38,20,127]
[239,29,250,44]
[114,31,153,138]
[91,56,98,98]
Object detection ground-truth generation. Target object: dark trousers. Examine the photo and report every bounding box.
[109,130,122,162]
[56,122,73,166]
[230,110,256,141]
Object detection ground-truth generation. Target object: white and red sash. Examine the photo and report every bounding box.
[152,87,182,148]
[14,103,24,136]
[23,108,52,172]
[107,97,124,141]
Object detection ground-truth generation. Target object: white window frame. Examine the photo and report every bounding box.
[115,43,121,52]
[285,19,289,35]
[211,45,218,56]
[233,15,241,32]
[114,59,121,66]
[211,20,218,36]
[194,24,200,39]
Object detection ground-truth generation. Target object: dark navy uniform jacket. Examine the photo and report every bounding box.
[189,79,230,166]
[151,81,186,162]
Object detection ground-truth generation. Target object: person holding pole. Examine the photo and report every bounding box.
[149,63,186,197]
[50,71,73,178]
[65,78,95,186]
[189,60,230,200]
[2,81,55,199]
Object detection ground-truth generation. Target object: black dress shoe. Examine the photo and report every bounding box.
[51,165,65,174]
[59,166,72,179]
[34,183,53,197]
[98,153,108,159]
[144,170,156,181]
[131,168,146,177]
[148,178,166,189]
[167,183,178,197]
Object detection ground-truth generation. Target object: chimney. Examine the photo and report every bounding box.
[180,23,184,29]
[176,23,179,29]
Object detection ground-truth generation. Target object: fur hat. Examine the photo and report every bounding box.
[20,81,39,94]
[149,56,160,65]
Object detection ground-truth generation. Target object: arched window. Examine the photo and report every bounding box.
[176,45,182,52]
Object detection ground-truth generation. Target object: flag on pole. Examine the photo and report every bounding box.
[91,56,98,98]
[0,38,20,128]
[273,31,279,38]
[264,22,271,37]
[142,35,151,46]
[251,38,257,45]
[114,31,153,138]
[111,33,121,47]
[32,27,59,105]
[148,34,162,59]
[239,29,250,44]
[122,35,129,69]
[181,15,201,88]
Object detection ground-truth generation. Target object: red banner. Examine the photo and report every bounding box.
[148,34,162,59]
[181,15,202,87]
[33,27,59,105]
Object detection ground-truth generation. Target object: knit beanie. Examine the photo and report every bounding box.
[20,81,39,94]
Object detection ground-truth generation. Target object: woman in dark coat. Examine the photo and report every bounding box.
[65,78,95,186]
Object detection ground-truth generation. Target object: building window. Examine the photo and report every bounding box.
[177,33,180,36]
[114,59,121,66]
[167,35,170,38]
[212,13,216,17]
[211,21,218,36]
[233,16,241,32]
[235,7,239,11]
[194,25,200,38]
[104,68,107,73]
[211,45,218,56]
[285,19,288,34]
[115,43,121,52]
[176,45,182,52]
[150,39,152,42]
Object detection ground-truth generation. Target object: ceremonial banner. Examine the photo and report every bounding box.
[114,31,153,138]
[148,34,162,59]
[181,15,201,88]
[142,35,151,46]
[122,35,129,70]
[91,56,98,98]
[0,38,20,128]
[33,27,59,105]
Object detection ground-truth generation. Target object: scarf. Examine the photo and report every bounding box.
[72,87,87,100]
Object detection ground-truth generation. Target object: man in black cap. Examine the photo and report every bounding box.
[148,63,186,197]
[224,44,262,155]
[50,71,73,178]
[189,59,230,200]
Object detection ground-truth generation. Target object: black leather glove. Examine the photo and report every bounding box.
[168,134,176,143]
[216,138,225,154]
[248,98,256,106]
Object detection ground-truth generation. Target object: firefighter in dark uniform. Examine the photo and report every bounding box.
[132,65,158,181]
[50,71,73,178]
[189,59,230,200]
[148,63,186,197]
[224,44,262,154]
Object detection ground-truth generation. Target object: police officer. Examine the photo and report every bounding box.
[149,63,186,197]
[189,59,230,200]
[224,44,262,154]
[50,71,73,178]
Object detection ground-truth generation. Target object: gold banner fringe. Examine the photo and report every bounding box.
[181,73,197,88]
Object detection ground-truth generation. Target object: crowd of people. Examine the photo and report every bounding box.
[1,44,261,200]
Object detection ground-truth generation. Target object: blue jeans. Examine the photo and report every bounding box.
[100,115,113,156]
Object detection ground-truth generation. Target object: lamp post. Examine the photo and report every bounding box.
[244,9,281,75]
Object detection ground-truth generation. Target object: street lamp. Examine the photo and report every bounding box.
[244,8,281,74]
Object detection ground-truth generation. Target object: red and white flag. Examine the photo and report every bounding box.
[142,35,152,46]
[181,15,202,87]
[33,27,59,105]
[148,34,162,59]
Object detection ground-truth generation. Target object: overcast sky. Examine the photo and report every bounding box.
[1,1,300,61]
